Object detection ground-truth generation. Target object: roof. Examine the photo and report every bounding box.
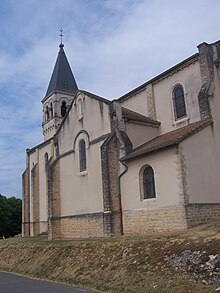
[45,43,78,98]
[80,90,111,105]
[118,53,199,102]
[27,137,52,154]
[122,107,160,126]
[121,119,212,161]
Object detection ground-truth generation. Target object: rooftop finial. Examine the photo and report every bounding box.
[59,27,64,45]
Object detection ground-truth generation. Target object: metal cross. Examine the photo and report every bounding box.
[59,27,64,44]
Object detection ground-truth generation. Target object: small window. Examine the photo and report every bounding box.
[45,106,50,121]
[77,99,83,120]
[50,103,53,118]
[173,85,187,120]
[44,153,48,171]
[61,101,67,117]
[79,140,86,172]
[143,166,156,199]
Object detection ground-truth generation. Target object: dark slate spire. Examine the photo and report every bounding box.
[45,43,78,97]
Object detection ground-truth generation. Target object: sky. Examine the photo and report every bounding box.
[0,0,219,199]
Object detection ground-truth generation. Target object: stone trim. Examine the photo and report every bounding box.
[59,212,104,219]
[29,220,48,224]
[177,146,189,205]
[146,84,156,120]
[90,133,110,145]
[27,138,52,154]
[197,42,215,120]
[59,149,75,160]
[198,82,212,120]
[48,159,61,240]
[22,168,30,237]
[101,139,113,236]
[31,163,40,236]
[198,42,214,83]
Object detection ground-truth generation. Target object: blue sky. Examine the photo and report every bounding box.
[0,0,219,198]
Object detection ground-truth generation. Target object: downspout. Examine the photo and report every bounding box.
[118,160,128,235]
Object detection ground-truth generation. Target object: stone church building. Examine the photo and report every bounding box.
[22,40,220,239]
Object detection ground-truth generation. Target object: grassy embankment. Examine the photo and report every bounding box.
[0,223,220,293]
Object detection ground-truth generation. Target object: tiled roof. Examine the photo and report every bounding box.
[122,107,160,126]
[121,119,212,161]
[45,44,78,97]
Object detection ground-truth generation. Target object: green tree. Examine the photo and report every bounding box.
[0,194,22,238]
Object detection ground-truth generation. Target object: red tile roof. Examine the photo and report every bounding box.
[122,107,160,126]
[121,119,212,161]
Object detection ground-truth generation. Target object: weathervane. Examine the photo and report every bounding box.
[59,27,64,44]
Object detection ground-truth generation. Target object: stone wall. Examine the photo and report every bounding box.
[48,159,61,240]
[60,213,104,239]
[186,203,220,227]
[31,163,40,236]
[22,168,30,237]
[123,208,188,235]
[146,83,156,120]
[101,134,122,236]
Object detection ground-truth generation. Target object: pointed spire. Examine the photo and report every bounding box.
[45,35,78,97]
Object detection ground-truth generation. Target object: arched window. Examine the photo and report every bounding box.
[45,106,50,121]
[79,139,86,172]
[44,152,48,171]
[61,101,67,117]
[143,166,156,199]
[173,85,187,120]
[50,103,53,118]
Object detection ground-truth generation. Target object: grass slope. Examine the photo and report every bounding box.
[0,223,220,293]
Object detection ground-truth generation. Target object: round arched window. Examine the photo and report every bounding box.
[173,85,186,120]
[140,165,156,199]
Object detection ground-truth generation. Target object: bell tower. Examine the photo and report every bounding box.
[42,34,78,141]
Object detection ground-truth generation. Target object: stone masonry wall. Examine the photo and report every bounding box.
[107,137,123,236]
[146,84,156,120]
[123,208,188,235]
[197,42,214,120]
[31,164,40,236]
[22,168,30,237]
[48,160,61,240]
[60,213,104,239]
[101,134,122,236]
[186,203,220,228]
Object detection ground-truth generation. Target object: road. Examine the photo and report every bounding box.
[0,272,98,293]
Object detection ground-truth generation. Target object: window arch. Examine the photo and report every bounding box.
[50,103,53,118]
[61,101,67,117]
[45,106,50,121]
[140,165,156,199]
[79,139,86,172]
[44,152,48,171]
[173,85,187,120]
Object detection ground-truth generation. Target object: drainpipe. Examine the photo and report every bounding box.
[118,160,128,235]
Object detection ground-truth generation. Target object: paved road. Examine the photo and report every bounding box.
[0,272,98,293]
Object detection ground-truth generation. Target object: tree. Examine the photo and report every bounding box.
[0,194,22,238]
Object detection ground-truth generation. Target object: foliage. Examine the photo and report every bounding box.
[0,194,22,238]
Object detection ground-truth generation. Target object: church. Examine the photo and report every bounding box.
[22,39,220,239]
